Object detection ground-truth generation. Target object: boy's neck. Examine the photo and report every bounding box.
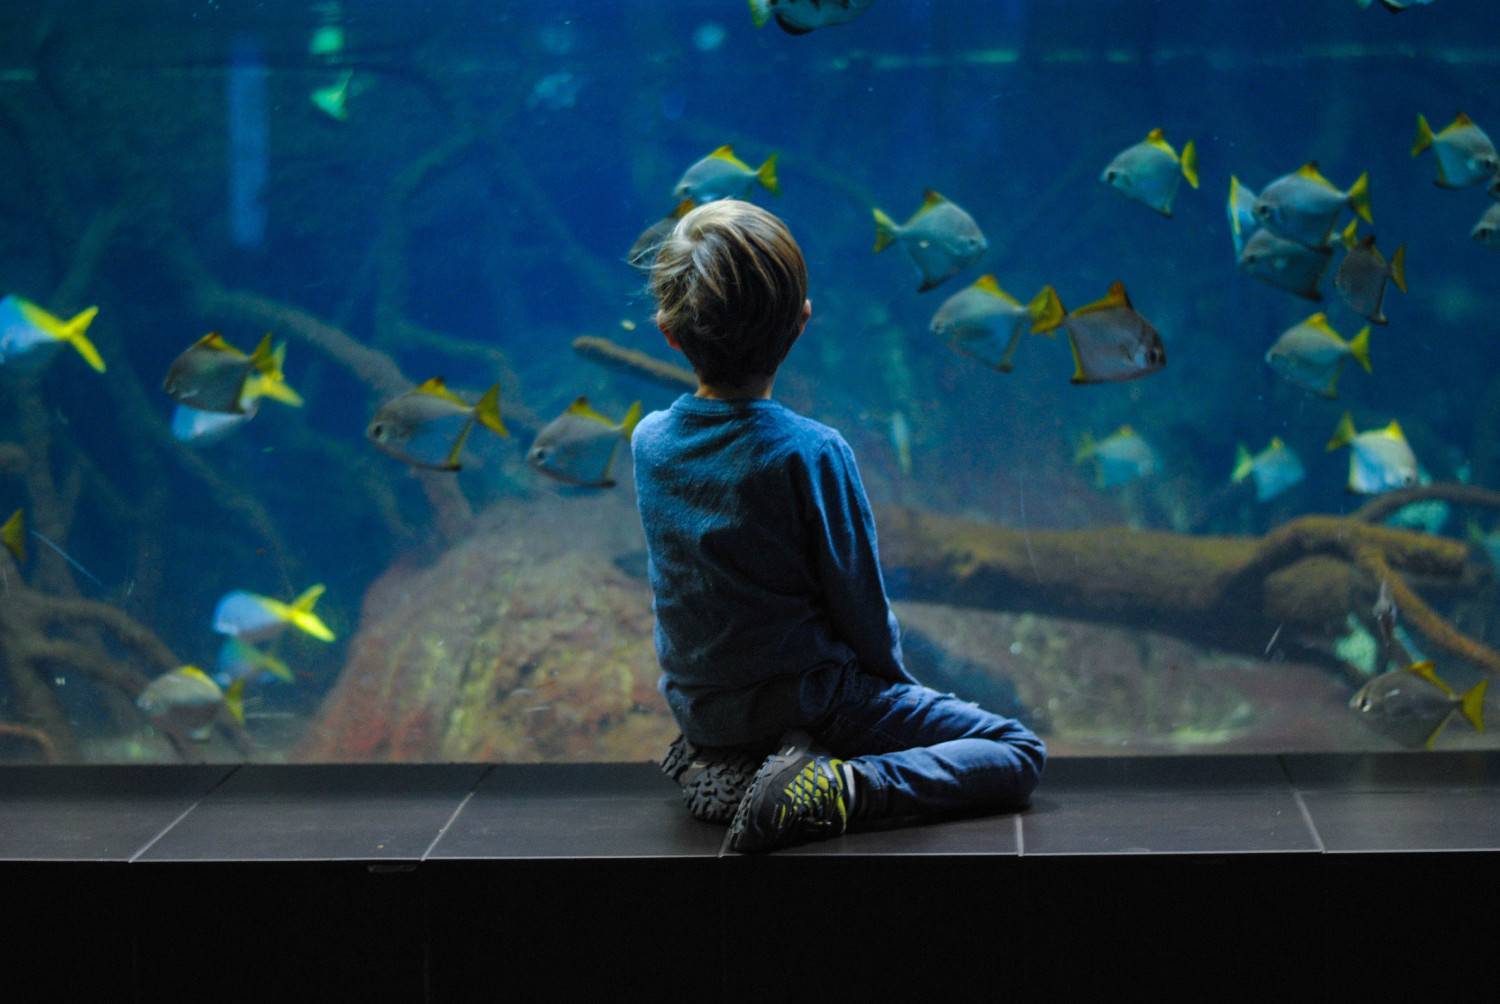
[695,377,775,401]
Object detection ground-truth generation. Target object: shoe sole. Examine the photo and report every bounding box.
[726,750,805,854]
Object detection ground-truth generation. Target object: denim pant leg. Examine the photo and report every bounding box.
[809,671,1046,821]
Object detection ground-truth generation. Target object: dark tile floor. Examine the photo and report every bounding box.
[2,752,1499,861]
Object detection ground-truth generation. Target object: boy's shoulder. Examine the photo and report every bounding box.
[636,397,848,455]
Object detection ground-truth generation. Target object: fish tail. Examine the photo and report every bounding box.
[1349,326,1373,374]
[872,208,898,252]
[225,677,247,725]
[1461,678,1488,733]
[292,583,326,613]
[747,0,771,29]
[1347,171,1373,225]
[1072,431,1096,465]
[756,153,779,195]
[1179,139,1199,189]
[1411,113,1434,157]
[2,508,23,563]
[262,649,294,683]
[288,607,336,642]
[1326,412,1357,452]
[1231,445,1253,484]
[23,302,104,373]
[474,384,509,437]
[1390,244,1407,294]
[1026,286,1065,336]
[620,400,644,439]
[1340,218,1359,249]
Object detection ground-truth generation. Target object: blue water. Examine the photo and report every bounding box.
[2,0,1498,759]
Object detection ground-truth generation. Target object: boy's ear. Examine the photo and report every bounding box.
[657,312,682,351]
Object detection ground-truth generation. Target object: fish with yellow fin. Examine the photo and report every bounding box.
[1350,660,1486,751]
[0,296,103,373]
[1237,227,1333,301]
[163,333,302,415]
[1334,221,1406,325]
[215,584,335,644]
[1412,112,1498,189]
[1057,281,1166,384]
[1231,438,1304,502]
[214,637,293,688]
[1253,162,1372,248]
[928,275,1064,373]
[628,199,695,270]
[528,397,643,489]
[1264,313,1370,399]
[1075,426,1157,488]
[2,508,23,563]
[1226,176,1259,258]
[367,378,507,472]
[872,190,988,293]
[1327,413,1418,494]
[673,146,778,203]
[1101,128,1198,217]
[1471,202,1500,250]
[136,666,248,746]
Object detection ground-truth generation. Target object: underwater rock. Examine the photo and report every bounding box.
[296,490,677,762]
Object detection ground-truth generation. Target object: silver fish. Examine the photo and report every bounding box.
[872,190,988,293]
[627,199,695,270]
[163,333,300,415]
[1075,426,1157,488]
[367,378,507,472]
[1238,227,1333,301]
[1101,128,1199,217]
[1326,413,1418,495]
[1334,223,1407,324]
[1412,112,1498,189]
[528,397,642,488]
[1231,438,1305,502]
[0,296,103,373]
[137,666,245,744]
[928,275,1063,373]
[1226,176,1259,259]
[1350,661,1486,751]
[1265,313,1371,399]
[1058,281,1165,384]
[1252,162,1372,248]
[1471,202,1500,250]
[673,146,778,203]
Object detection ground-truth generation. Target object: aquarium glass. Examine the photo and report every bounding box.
[1,0,1497,766]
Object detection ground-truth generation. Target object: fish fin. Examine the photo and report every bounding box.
[1322,368,1340,400]
[1026,285,1065,336]
[1180,139,1199,189]
[225,677,247,725]
[473,384,509,437]
[774,13,813,34]
[1145,127,1167,145]
[1304,312,1336,336]
[747,0,771,28]
[756,153,779,195]
[1326,412,1357,452]
[920,190,946,211]
[180,665,215,686]
[248,333,275,373]
[1461,678,1488,733]
[1340,218,1359,249]
[1348,171,1373,225]
[872,207,898,252]
[620,400,644,439]
[1453,111,1474,127]
[292,584,326,613]
[1407,660,1454,696]
[1349,326,1373,374]
[1384,419,1407,442]
[1072,430,1097,464]
[262,650,294,683]
[1412,114,1434,156]
[1424,709,1456,751]
[671,199,696,219]
[1390,244,1407,293]
[1072,281,1132,317]
[974,274,1019,306]
[249,344,304,407]
[1297,161,1333,187]
[1231,444,1253,484]
[566,396,616,426]
[288,605,336,642]
[444,419,473,471]
[1066,332,1089,384]
[708,144,739,163]
[2,508,23,563]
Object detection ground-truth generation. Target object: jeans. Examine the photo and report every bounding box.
[807,670,1046,822]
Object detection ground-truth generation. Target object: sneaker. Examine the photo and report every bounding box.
[660,734,768,825]
[727,748,850,853]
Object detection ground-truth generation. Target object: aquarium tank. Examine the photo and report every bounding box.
[0,0,1497,767]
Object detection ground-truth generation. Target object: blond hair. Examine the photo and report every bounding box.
[650,200,808,388]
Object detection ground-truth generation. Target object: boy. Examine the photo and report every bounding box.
[632,200,1045,853]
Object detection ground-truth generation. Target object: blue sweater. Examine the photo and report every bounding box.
[631,394,916,747]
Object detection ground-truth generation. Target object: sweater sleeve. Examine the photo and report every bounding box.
[805,436,916,684]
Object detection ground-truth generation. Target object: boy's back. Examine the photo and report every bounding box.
[632,394,912,748]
